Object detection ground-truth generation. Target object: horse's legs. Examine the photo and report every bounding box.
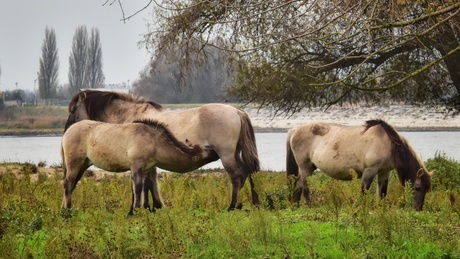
[62,162,90,209]
[361,167,379,193]
[145,167,163,210]
[142,172,152,210]
[220,154,245,210]
[129,162,146,215]
[290,160,315,205]
[297,166,314,205]
[377,171,391,198]
[62,175,74,209]
[236,157,260,207]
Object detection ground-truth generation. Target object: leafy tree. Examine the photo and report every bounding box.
[87,28,105,88]
[38,27,59,99]
[137,0,460,113]
[68,25,89,95]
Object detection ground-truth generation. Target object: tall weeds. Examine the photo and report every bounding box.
[0,158,459,258]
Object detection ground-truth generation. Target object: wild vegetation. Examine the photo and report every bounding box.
[0,106,67,134]
[0,153,459,258]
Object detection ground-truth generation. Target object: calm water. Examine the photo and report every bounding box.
[0,132,459,172]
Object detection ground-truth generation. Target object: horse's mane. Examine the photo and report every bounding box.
[133,119,203,156]
[69,90,163,120]
[364,119,431,190]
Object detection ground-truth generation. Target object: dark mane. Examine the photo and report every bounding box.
[69,90,163,120]
[133,119,203,156]
[364,119,431,190]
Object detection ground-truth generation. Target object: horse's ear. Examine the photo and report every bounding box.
[416,168,424,178]
[428,170,434,177]
[78,91,87,102]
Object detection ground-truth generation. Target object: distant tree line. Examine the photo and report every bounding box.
[133,40,237,103]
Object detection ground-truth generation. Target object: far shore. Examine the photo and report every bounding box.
[1,125,459,138]
[0,104,458,136]
[244,104,460,132]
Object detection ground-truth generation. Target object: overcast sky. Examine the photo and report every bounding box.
[0,0,152,92]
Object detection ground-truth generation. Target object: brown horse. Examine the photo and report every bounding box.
[286,119,432,211]
[62,119,218,214]
[65,90,260,210]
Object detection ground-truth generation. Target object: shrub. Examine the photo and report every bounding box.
[425,152,460,191]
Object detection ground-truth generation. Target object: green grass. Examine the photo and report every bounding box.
[0,157,459,258]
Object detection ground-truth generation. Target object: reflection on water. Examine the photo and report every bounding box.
[0,131,459,171]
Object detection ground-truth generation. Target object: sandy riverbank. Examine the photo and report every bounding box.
[244,105,460,132]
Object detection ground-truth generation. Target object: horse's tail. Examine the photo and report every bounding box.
[286,129,299,177]
[60,141,67,178]
[239,111,260,173]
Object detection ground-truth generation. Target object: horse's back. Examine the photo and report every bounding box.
[289,122,393,179]
[62,120,98,146]
[147,103,244,148]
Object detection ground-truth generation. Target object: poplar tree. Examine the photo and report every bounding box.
[68,25,89,95]
[87,28,105,88]
[38,27,59,99]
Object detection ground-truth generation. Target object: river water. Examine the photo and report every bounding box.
[0,131,459,172]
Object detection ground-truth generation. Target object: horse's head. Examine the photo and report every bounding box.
[413,168,432,211]
[64,91,90,132]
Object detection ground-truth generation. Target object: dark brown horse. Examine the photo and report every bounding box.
[286,119,432,211]
[62,119,217,214]
[65,90,260,210]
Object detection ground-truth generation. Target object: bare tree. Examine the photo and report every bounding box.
[136,0,460,113]
[68,25,89,95]
[38,27,59,100]
[134,40,236,103]
[87,27,105,88]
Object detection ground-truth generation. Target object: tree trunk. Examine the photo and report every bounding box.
[432,25,460,101]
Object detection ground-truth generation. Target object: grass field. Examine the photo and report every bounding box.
[0,153,459,258]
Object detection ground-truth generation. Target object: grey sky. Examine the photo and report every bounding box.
[0,0,152,92]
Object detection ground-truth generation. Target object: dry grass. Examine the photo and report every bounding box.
[0,106,67,134]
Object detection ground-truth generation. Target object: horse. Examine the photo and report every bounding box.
[65,90,260,210]
[61,119,218,214]
[286,119,432,211]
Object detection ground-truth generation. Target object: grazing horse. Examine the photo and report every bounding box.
[286,119,432,211]
[61,119,218,214]
[65,90,260,210]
